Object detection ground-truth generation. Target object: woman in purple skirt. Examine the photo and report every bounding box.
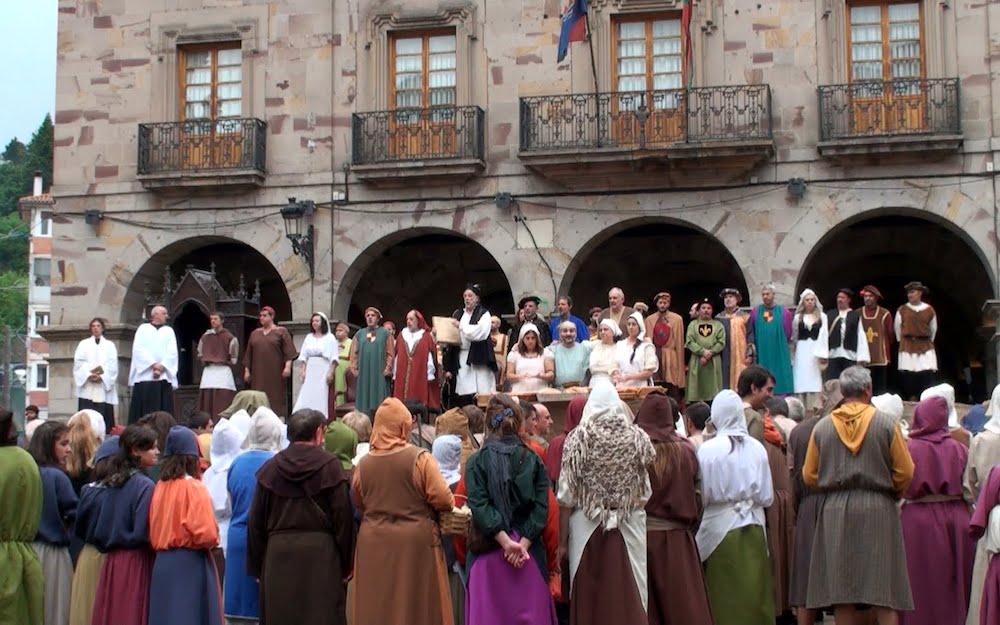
[464,394,556,625]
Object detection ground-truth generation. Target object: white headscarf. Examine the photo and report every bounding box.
[599,318,622,338]
[248,406,289,450]
[582,378,625,424]
[984,384,1000,434]
[69,409,107,443]
[432,434,462,486]
[518,323,540,342]
[872,393,909,437]
[710,390,748,438]
[313,311,333,337]
[204,419,245,519]
[244,408,286,452]
[228,409,253,441]
[920,383,959,429]
[626,311,646,341]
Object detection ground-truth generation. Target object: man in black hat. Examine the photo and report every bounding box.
[857,285,894,394]
[894,281,938,399]
[818,288,870,382]
[509,294,551,349]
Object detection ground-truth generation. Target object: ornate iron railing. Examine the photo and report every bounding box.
[351,106,486,164]
[137,118,267,175]
[519,85,772,151]
[817,78,960,140]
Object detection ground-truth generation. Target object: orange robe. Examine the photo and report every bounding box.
[645,311,686,388]
[149,477,220,551]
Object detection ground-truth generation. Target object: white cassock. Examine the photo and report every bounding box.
[128,323,179,388]
[455,310,494,396]
[73,336,119,405]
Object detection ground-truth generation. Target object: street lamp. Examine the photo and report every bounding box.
[281,197,316,278]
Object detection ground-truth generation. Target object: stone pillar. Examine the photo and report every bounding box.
[982,300,1000,393]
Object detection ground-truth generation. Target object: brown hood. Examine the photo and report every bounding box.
[257,443,346,498]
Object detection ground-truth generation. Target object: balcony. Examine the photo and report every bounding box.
[817,78,962,161]
[518,85,774,188]
[137,118,266,193]
[351,106,486,187]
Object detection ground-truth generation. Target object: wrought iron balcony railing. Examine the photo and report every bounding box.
[352,106,486,165]
[519,85,772,152]
[137,118,267,175]
[817,78,960,141]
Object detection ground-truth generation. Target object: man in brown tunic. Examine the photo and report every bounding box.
[248,408,356,625]
[599,287,634,336]
[893,281,938,400]
[857,285,893,395]
[243,306,298,418]
[803,366,915,624]
[644,291,686,402]
[196,311,239,420]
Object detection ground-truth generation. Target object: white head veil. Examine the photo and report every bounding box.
[984,384,1000,434]
[244,407,286,452]
[626,311,646,341]
[710,390,748,438]
[920,383,959,429]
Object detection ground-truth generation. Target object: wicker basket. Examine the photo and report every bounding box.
[440,507,472,536]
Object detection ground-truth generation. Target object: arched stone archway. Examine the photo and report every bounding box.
[335,229,515,326]
[122,236,293,324]
[796,211,996,402]
[560,219,751,314]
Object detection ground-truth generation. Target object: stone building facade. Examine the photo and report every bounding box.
[46,0,1000,417]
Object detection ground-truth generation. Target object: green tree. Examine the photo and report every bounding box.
[26,115,53,190]
[0,271,27,330]
[2,139,26,163]
[0,115,53,216]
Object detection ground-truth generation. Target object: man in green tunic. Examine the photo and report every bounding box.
[0,410,43,625]
[348,307,395,413]
[685,300,726,402]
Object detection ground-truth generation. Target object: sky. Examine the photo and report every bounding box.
[0,1,57,149]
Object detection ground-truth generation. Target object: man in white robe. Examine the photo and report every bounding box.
[73,317,119,432]
[128,305,179,423]
[443,284,497,407]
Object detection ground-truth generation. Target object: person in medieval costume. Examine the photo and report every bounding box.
[715,288,753,391]
[197,311,239,421]
[293,312,337,419]
[443,284,498,407]
[558,379,656,625]
[815,288,870,383]
[510,295,552,349]
[857,285,894,395]
[330,322,352,409]
[895,281,938,400]
[645,291,686,401]
[791,288,827,401]
[545,320,592,389]
[600,287,635,336]
[392,309,442,413]
[685,299,726,403]
[243,306,298,419]
[749,284,794,395]
[74,317,119,433]
[128,306,179,424]
[970,465,1000,625]
[348,307,395,414]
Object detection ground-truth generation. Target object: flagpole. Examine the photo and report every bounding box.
[584,7,599,93]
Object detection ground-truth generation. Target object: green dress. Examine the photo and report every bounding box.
[685,319,726,402]
[334,338,352,406]
[0,446,43,625]
[353,327,391,413]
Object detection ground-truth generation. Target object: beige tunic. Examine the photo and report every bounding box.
[644,311,686,388]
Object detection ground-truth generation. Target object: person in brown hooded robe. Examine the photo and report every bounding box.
[247,408,356,625]
[351,397,455,625]
[635,390,713,625]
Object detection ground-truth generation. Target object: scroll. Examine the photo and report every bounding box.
[432,316,460,346]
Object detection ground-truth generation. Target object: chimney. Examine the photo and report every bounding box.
[32,171,43,197]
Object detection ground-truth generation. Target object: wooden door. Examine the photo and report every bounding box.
[390,33,458,160]
[180,46,243,169]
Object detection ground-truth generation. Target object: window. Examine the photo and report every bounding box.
[37,211,52,237]
[32,258,51,287]
[33,311,49,332]
[848,3,922,83]
[33,363,48,391]
[391,32,456,122]
[614,16,683,109]
[180,44,243,132]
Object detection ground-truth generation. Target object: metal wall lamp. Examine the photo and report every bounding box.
[281,197,316,277]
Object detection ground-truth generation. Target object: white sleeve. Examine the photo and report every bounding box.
[427,352,435,381]
[461,312,491,342]
[72,340,90,390]
[929,312,938,343]
[103,341,118,391]
[229,337,239,365]
[814,315,829,360]
[296,335,310,364]
[128,325,156,385]
[162,329,179,386]
[855,319,871,363]
[894,311,903,341]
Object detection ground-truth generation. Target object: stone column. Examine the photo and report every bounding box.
[982,300,1000,393]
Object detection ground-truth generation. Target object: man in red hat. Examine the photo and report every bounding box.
[857,285,894,394]
[894,281,938,399]
[644,291,686,401]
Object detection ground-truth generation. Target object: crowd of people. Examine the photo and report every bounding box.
[3,279,999,625]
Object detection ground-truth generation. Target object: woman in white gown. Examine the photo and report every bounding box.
[791,289,827,397]
[293,312,337,418]
[614,311,658,387]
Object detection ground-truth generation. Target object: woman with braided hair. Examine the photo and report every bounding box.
[557,379,655,625]
[464,393,556,625]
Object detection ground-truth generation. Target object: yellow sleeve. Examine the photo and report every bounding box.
[802,432,820,489]
[414,452,456,512]
[889,425,915,497]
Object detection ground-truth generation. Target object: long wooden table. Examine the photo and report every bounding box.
[476,388,655,434]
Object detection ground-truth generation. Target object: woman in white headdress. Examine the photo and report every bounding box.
[791,289,828,399]
[697,389,775,625]
[614,311,658,387]
[293,312,337,418]
[506,323,554,393]
[589,319,623,385]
